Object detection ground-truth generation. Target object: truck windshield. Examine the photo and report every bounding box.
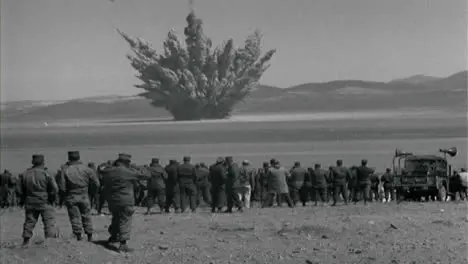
[405,159,437,172]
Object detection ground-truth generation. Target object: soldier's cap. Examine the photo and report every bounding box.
[88,162,95,167]
[199,162,206,167]
[314,163,321,168]
[294,161,300,166]
[336,159,343,165]
[225,156,233,161]
[183,156,191,162]
[151,158,159,164]
[118,153,132,161]
[270,158,277,165]
[242,160,250,165]
[262,162,269,167]
[68,151,80,160]
[361,159,368,165]
[169,159,177,164]
[386,168,391,172]
[32,154,45,164]
[216,157,224,163]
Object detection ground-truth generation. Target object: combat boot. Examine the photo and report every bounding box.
[21,238,30,247]
[75,233,83,241]
[87,233,93,242]
[118,241,134,253]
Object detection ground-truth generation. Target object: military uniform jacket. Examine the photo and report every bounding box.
[290,167,307,188]
[57,161,99,196]
[331,166,352,185]
[20,166,58,209]
[147,165,167,190]
[239,165,256,188]
[209,163,227,187]
[356,166,375,185]
[101,164,150,206]
[226,163,242,188]
[165,164,179,187]
[177,163,196,184]
[311,168,328,188]
[381,172,394,186]
[195,167,210,187]
[267,166,290,193]
[370,174,380,188]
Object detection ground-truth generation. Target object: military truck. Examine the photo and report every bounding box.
[392,147,457,201]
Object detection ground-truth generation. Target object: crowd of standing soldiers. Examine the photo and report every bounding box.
[1,151,394,253]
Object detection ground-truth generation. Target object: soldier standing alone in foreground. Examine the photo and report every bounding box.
[20,154,59,247]
[57,151,100,241]
[100,153,150,252]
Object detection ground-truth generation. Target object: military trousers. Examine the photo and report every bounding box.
[196,184,212,207]
[236,185,252,209]
[263,192,294,208]
[314,187,328,205]
[383,184,394,202]
[164,184,181,212]
[226,186,243,211]
[211,185,226,212]
[0,187,9,208]
[289,182,304,206]
[96,189,106,214]
[108,204,135,242]
[22,204,57,239]
[370,185,380,202]
[64,194,93,236]
[146,188,166,211]
[179,182,197,212]
[356,183,371,204]
[333,183,348,205]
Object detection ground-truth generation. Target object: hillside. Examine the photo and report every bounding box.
[1,71,466,123]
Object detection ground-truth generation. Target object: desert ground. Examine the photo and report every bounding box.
[0,110,467,263]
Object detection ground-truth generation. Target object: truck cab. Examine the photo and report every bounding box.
[393,148,456,201]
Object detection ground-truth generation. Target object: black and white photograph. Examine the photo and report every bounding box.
[0,0,467,263]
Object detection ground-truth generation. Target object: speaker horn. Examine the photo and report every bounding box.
[395,148,413,157]
[439,147,457,157]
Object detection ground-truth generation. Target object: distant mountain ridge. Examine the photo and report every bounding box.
[2,71,466,123]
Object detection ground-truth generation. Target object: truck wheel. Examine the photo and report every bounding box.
[438,184,447,202]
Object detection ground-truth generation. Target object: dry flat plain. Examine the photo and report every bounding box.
[0,110,467,263]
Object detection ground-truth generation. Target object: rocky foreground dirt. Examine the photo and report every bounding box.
[1,202,467,264]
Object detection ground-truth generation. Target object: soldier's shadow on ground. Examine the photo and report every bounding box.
[92,240,119,252]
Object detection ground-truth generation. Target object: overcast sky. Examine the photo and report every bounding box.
[1,0,466,102]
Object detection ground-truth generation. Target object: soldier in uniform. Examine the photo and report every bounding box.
[289,161,307,206]
[225,156,243,213]
[96,160,112,215]
[100,153,150,252]
[355,159,375,205]
[177,156,197,212]
[145,158,167,214]
[302,167,315,206]
[87,162,99,211]
[164,160,181,213]
[238,160,256,209]
[369,172,381,202]
[195,162,211,207]
[0,170,13,208]
[209,157,227,213]
[381,168,394,203]
[330,160,351,206]
[311,164,328,206]
[255,162,270,207]
[56,151,100,241]
[264,159,294,208]
[19,154,59,246]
